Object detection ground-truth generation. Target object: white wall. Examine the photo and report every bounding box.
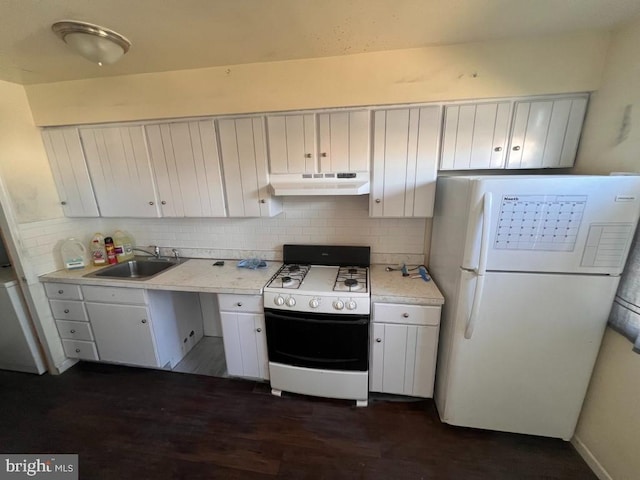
[572,16,640,480]
[25,31,608,126]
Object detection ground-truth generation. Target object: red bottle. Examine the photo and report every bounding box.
[104,236,118,264]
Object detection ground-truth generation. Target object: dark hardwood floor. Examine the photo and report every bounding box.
[0,362,596,479]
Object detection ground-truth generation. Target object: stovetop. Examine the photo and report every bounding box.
[265,264,369,295]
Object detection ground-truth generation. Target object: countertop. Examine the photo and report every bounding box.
[40,260,444,304]
[0,266,18,288]
[370,265,444,305]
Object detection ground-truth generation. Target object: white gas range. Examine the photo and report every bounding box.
[263,245,371,407]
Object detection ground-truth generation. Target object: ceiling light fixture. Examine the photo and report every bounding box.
[52,20,131,66]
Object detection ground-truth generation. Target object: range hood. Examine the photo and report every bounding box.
[269,172,370,196]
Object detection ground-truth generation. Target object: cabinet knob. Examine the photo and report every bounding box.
[304,153,312,158]
[161,200,166,205]
[321,152,327,157]
[70,329,76,334]
[260,199,266,204]
[494,146,502,152]
[376,338,382,343]
[256,328,262,333]
[141,319,147,324]
[75,348,81,353]
[64,309,70,314]
[375,199,381,204]
[61,201,67,205]
[402,313,409,318]
[149,201,154,205]
[236,302,243,307]
[512,146,521,151]
[58,290,64,294]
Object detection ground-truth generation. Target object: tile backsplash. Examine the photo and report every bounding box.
[18,196,427,278]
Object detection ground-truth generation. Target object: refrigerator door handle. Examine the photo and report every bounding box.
[465,274,485,339]
[476,192,492,275]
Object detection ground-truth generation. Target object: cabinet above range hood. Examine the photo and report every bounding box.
[269,172,370,196]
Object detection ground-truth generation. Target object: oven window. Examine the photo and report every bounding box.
[264,309,369,371]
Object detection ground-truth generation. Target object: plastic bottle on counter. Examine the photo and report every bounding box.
[89,233,107,266]
[61,238,87,270]
[113,230,135,262]
[104,236,118,265]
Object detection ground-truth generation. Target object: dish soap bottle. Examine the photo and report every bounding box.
[61,238,87,270]
[113,230,135,262]
[89,233,107,266]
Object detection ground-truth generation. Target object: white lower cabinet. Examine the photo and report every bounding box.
[218,294,269,380]
[370,302,441,398]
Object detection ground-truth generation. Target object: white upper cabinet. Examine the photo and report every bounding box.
[218,117,283,217]
[80,125,160,217]
[507,96,588,169]
[440,94,589,171]
[266,109,370,174]
[440,102,512,170]
[145,120,227,217]
[370,106,441,218]
[267,114,316,174]
[41,127,100,217]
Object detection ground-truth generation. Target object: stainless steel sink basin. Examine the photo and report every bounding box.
[84,258,179,281]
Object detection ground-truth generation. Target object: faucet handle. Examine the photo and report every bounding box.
[171,248,180,260]
[149,245,160,257]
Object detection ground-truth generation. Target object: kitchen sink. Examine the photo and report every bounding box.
[84,258,179,281]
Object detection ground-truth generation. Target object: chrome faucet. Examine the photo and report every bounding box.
[171,248,180,261]
[132,245,161,258]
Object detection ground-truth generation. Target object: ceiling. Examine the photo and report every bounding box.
[1,0,640,85]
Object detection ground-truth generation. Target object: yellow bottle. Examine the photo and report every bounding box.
[113,230,135,262]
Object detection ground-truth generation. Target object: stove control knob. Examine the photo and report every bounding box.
[333,300,345,310]
[346,300,357,310]
[309,298,319,309]
[274,295,285,306]
[285,297,296,307]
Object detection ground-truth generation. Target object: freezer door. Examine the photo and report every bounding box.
[460,175,640,275]
[438,270,618,439]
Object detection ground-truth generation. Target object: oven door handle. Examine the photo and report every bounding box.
[265,311,369,325]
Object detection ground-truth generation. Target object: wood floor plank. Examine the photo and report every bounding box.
[0,362,597,479]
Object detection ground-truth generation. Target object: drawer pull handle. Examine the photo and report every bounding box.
[75,348,81,353]
[58,290,64,294]
[70,329,76,334]
[256,328,262,333]
[141,319,147,324]
[237,302,243,307]
[64,309,70,313]
[402,313,409,318]
[376,338,382,343]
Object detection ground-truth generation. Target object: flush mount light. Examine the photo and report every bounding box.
[52,20,131,66]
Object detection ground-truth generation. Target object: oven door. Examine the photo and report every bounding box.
[264,308,369,371]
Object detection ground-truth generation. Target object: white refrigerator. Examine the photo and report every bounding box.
[429,175,640,440]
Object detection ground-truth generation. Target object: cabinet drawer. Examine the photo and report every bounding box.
[82,285,146,305]
[62,339,99,361]
[49,299,87,321]
[218,294,263,313]
[44,282,82,300]
[56,320,94,341]
[373,303,441,326]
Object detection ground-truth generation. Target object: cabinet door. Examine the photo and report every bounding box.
[370,323,438,397]
[220,312,269,380]
[266,114,316,174]
[80,125,159,217]
[86,302,160,367]
[41,127,100,217]
[370,106,441,217]
[318,110,370,172]
[507,96,588,169]
[218,117,281,217]
[146,120,227,217]
[440,102,511,170]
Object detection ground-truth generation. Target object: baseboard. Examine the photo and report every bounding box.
[55,358,78,375]
[571,435,613,480]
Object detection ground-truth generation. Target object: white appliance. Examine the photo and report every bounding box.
[263,245,371,407]
[430,175,640,440]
